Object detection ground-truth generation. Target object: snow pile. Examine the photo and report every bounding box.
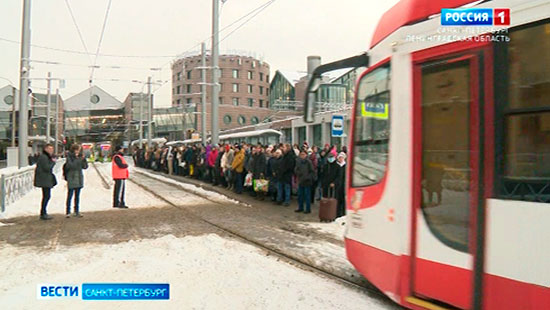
[296,216,347,240]
[134,167,249,207]
[0,234,391,309]
[0,165,31,176]
[0,165,167,220]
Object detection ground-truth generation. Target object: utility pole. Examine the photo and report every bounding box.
[139,93,143,149]
[46,72,51,145]
[54,88,59,154]
[201,42,207,146]
[18,0,31,168]
[211,0,220,145]
[147,76,152,148]
[11,86,16,147]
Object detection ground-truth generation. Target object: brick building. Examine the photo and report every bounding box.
[171,52,276,137]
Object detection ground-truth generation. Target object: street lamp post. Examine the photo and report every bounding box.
[18,0,32,168]
[147,76,152,149]
[201,43,207,145]
[211,0,220,145]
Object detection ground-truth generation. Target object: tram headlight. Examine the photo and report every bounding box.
[351,190,363,212]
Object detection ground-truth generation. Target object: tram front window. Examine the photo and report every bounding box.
[351,64,390,187]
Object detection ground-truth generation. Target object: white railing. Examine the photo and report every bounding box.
[0,159,65,212]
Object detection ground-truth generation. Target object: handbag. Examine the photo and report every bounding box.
[244,172,253,187]
[253,179,269,192]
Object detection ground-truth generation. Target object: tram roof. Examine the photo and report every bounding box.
[371,0,479,48]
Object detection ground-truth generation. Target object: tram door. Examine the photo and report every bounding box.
[412,51,485,309]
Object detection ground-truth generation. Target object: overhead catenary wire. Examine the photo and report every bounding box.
[0,37,177,58]
[217,0,276,47]
[159,0,277,70]
[63,0,93,65]
[3,0,278,105]
[29,59,164,71]
[90,0,114,84]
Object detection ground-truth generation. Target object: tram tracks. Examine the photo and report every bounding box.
[91,162,387,300]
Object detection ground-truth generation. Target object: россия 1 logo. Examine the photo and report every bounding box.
[441,8,510,26]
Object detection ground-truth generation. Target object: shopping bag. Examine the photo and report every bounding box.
[253,179,269,192]
[244,172,253,187]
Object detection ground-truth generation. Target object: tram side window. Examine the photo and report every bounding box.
[352,64,390,187]
[499,22,550,202]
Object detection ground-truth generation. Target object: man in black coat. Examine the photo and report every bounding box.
[268,149,282,202]
[276,144,295,206]
[34,144,57,220]
[250,145,267,199]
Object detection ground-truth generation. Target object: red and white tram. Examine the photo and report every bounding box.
[305,0,550,309]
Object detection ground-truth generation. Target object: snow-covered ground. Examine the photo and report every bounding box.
[296,216,347,240]
[0,163,167,220]
[133,166,250,207]
[0,234,393,310]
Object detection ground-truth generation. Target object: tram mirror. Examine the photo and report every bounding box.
[303,53,369,123]
[305,77,322,123]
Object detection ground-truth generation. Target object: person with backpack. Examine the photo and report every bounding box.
[112,145,129,209]
[34,144,57,220]
[64,144,89,218]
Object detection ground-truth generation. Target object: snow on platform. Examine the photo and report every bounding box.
[0,233,394,309]
[133,166,249,207]
[295,216,347,240]
[0,163,167,220]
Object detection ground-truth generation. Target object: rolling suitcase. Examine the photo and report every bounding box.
[319,187,337,222]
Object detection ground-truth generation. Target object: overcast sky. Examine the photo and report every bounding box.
[0,0,399,107]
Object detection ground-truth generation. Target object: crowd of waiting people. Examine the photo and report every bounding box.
[132,142,347,216]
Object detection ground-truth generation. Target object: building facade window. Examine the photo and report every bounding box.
[186,98,192,105]
[219,97,223,105]
[177,72,182,81]
[176,86,181,94]
[232,69,239,79]
[248,98,254,107]
[223,115,232,125]
[251,116,259,124]
[259,99,264,108]
[259,86,264,95]
[186,84,192,93]
[176,99,181,106]
[247,85,253,94]
[248,71,253,80]
[232,83,239,93]
[238,115,246,125]
[187,70,192,79]
[259,72,264,81]
[232,98,239,106]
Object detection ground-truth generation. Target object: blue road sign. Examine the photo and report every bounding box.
[331,115,344,137]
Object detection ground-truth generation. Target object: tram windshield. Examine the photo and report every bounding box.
[352,64,391,187]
